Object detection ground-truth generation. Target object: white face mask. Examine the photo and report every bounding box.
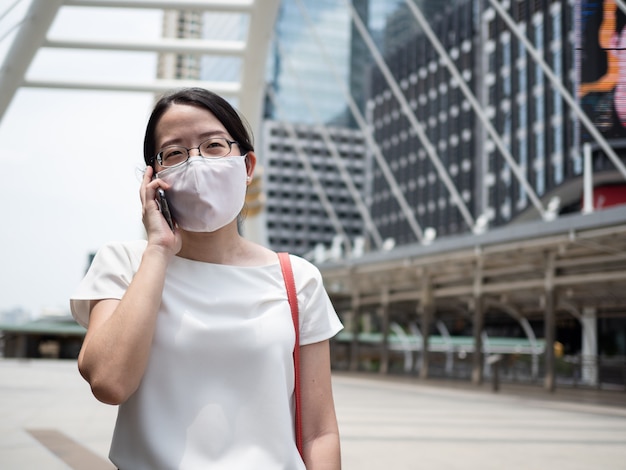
[156,155,248,232]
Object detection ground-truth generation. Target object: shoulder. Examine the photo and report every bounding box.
[98,239,147,255]
[286,254,326,289]
[92,240,147,270]
[70,240,147,326]
[287,254,321,276]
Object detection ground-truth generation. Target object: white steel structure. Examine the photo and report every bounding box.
[0,0,279,137]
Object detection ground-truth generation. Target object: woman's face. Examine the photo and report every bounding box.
[153,103,239,171]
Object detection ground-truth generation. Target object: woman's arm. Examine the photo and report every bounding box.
[77,167,181,405]
[300,340,341,469]
[77,245,172,405]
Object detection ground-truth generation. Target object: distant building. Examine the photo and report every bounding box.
[158,10,203,80]
[266,0,355,126]
[481,0,579,223]
[365,0,624,245]
[368,0,476,244]
[261,120,367,256]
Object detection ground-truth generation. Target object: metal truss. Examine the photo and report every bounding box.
[0,0,279,136]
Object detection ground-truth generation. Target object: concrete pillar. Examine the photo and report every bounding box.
[581,307,598,385]
[544,252,557,392]
[471,257,484,385]
[349,290,361,371]
[419,275,434,380]
[379,293,390,374]
[411,302,421,375]
[471,295,484,385]
[544,290,556,391]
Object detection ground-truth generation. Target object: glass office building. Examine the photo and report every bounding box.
[264,0,477,251]
[266,0,353,125]
[265,0,422,126]
[367,0,590,245]
[481,0,577,225]
[262,121,367,255]
[262,0,422,254]
[369,0,476,243]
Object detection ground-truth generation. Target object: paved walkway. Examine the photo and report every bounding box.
[1,359,625,469]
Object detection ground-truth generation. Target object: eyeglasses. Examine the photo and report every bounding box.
[154,137,238,168]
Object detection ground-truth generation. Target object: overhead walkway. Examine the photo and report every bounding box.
[0,0,279,136]
[321,204,626,390]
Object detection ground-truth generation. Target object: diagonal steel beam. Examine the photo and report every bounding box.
[404,0,547,222]
[345,0,476,232]
[489,0,626,181]
[296,0,426,242]
[0,0,64,125]
[63,0,254,11]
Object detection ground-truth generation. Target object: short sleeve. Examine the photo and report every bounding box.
[69,240,147,328]
[290,255,343,345]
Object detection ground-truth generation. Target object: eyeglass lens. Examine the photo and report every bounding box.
[158,138,234,167]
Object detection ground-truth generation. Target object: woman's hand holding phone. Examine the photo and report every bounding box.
[140,166,181,256]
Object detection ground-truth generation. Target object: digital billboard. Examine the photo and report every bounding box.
[579,0,626,141]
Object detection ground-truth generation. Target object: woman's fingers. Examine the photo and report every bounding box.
[140,166,154,206]
[140,166,177,238]
[140,166,171,206]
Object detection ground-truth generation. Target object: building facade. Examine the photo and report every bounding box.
[262,0,418,254]
[157,10,204,80]
[481,0,578,225]
[266,0,354,125]
[365,0,611,245]
[151,0,626,382]
[261,120,367,256]
[368,0,476,244]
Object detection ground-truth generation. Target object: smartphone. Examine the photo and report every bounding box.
[157,188,175,231]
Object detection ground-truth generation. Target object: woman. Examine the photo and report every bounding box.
[70,88,343,469]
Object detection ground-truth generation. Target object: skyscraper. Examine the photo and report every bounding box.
[262,0,396,255]
[481,0,578,224]
[266,0,420,127]
[368,0,476,243]
[158,10,204,81]
[267,0,353,125]
[365,0,623,246]
[261,121,367,255]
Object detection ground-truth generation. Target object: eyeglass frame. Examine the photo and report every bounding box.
[151,137,239,168]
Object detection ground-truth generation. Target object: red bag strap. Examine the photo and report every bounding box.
[277,252,303,459]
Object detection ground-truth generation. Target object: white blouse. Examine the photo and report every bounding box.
[71,240,343,470]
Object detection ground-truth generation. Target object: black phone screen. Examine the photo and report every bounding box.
[157,188,175,231]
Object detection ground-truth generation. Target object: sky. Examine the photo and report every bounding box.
[0,1,163,316]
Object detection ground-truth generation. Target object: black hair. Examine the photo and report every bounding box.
[143,87,254,166]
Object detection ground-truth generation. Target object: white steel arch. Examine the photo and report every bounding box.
[0,0,279,138]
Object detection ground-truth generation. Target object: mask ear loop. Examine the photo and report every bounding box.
[243,153,254,183]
